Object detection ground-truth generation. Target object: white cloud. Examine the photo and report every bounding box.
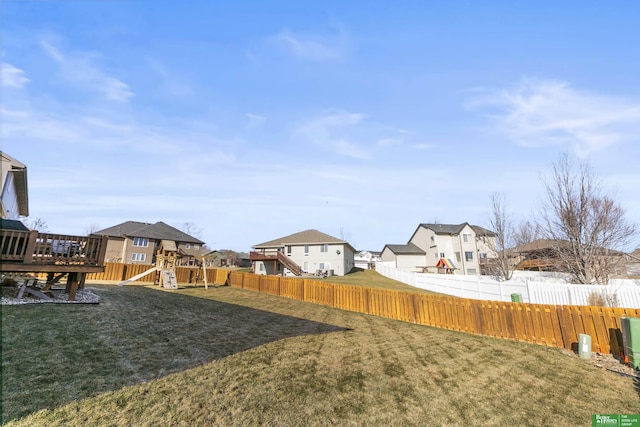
[1,103,239,166]
[1,63,30,88]
[246,113,267,130]
[39,37,134,102]
[467,78,640,156]
[377,138,401,147]
[272,28,347,62]
[147,58,193,97]
[295,111,371,159]
[412,143,433,150]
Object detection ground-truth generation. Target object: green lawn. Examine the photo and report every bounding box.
[2,284,638,426]
[315,268,437,294]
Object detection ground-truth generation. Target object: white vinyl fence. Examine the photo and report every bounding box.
[375,262,640,308]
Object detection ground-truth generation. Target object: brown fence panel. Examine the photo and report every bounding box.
[279,277,304,300]
[303,280,335,307]
[228,271,245,288]
[87,262,124,281]
[334,284,367,314]
[259,275,280,295]
[243,274,260,291]
[124,263,156,282]
[213,269,230,285]
[367,289,407,321]
[173,267,193,284]
[213,271,637,356]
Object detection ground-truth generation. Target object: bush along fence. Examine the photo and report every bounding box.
[84,263,638,359]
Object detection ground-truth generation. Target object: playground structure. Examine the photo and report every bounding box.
[119,240,182,289]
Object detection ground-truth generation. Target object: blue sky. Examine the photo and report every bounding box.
[2,1,639,252]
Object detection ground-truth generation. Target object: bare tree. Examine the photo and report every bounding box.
[23,217,49,232]
[339,227,356,248]
[487,192,516,280]
[513,219,542,247]
[85,222,101,235]
[540,154,636,285]
[179,221,203,239]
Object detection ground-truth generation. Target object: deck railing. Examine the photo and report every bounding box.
[1,229,107,267]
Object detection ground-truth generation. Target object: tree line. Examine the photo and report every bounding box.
[488,153,637,285]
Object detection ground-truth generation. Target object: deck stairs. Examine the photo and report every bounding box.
[276,251,303,276]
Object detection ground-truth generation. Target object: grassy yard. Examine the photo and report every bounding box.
[315,268,437,294]
[2,284,639,426]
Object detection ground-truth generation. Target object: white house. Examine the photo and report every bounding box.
[381,223,497,275]
[250,229,356,277]
[1,152,29,220]
[354,250,382,269]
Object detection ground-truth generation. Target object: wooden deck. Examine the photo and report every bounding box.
[1,229,107,300]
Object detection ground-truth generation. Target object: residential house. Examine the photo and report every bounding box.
[1,152,29,220]
[380,244,426,269]
[513,238,631,278]
[250,229,356,276]
[354,250,382,269]
[627,249,640,277]
[204,249,251,268]
[1,153,107,301]
[94,221,205,266]
[381,223,497,275]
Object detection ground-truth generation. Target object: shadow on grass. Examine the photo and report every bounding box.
[1,285,348,422]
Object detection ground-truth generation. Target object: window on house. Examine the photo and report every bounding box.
[467,268,477,275]
[133,238,149,247]
[430,236,435,242]
[319,262,325,270]
[465,251,473,261]
[286,246,292,256]
[131,253,146,262]
[463,234,472,243]
[303,262,309,272]
[193,245,200,251]
[479,253,487,259]
[435,253,438,259]
[455,252,461,262]
[304,245,309,256]
[321,244,328,253]
[185,243,191,249]
[440,252,445,258]
[259,263,265,272]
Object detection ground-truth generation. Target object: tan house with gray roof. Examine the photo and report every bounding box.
[250,229,356,276]
[382,223,498,275]
[94,221,205,266]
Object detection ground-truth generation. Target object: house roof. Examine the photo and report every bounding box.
[382,243,425,255]
[471,225,497,237]
[0,218,30,231]
[513,239,625,256]
[513,239,567,253]
[0,151,29,217]
[94,221,205,244]
[418,223,470,235]
[253,229,356,252]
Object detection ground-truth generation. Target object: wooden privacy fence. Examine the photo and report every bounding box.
[83,264,638,357]
[226,271,640,357]
[84,262,231,286]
